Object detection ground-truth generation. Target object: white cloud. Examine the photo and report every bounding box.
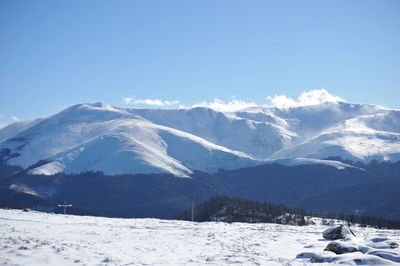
[267,89,344,109]
[11,115,20,122]
[267,95,298,109]
[191,99,258,112]
[190,89,342,112]
[122,89,344,111]
[123,97,180,106]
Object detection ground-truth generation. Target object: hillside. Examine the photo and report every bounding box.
[1,160,400,221]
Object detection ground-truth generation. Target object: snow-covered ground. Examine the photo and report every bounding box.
[1,209,399,265]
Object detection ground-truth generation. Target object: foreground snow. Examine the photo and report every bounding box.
[0,209,399,265]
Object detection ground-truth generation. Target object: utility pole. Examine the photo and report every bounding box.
[58,201,72,215]
[189,194,198,222]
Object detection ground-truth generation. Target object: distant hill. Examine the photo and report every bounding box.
[1,161,400,221]
[0,187,95,216]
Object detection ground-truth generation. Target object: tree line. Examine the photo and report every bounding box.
[174,196,310,226]
[175,196,400,229]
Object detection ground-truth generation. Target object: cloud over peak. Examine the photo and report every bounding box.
[191,99,258,112]
[123,97,179,107]
[267,89,345,109]
[194,89,345,111]
[122,89,345,111]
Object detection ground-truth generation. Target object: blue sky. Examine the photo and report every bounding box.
[0,0,399,125]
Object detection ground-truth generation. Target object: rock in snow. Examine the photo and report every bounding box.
[298,225,400,265]
[322,225,356,240]
[324,241,360,254]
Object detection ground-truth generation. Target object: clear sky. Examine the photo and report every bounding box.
[0,0,399,125]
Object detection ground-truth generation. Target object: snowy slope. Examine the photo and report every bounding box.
[29,121,257,177]
[129,107,297,159]
[270,110,400,162]
[1,96,400,176]
[1,209,399,265]
[128,101,399,163]
[266,157,360,170]
[0,103,257,177]
[262,102,386,140]
[0,118,43,143]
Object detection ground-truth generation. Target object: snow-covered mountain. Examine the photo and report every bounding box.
[1,97,400,176]
[0,103,256,177]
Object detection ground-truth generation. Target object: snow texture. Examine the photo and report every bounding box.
[0,209,399,265]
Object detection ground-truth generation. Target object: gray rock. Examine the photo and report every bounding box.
[322,225,355,240]
[311,254,325,263]
[324,241,360,254]
[310,252,335,263]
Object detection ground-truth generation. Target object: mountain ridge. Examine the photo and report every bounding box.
[0,100,399,176]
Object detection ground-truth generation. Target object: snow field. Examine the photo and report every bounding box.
[1,209,399,265]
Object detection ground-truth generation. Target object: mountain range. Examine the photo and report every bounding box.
[1,98,400,220]
[1,100,399,177]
